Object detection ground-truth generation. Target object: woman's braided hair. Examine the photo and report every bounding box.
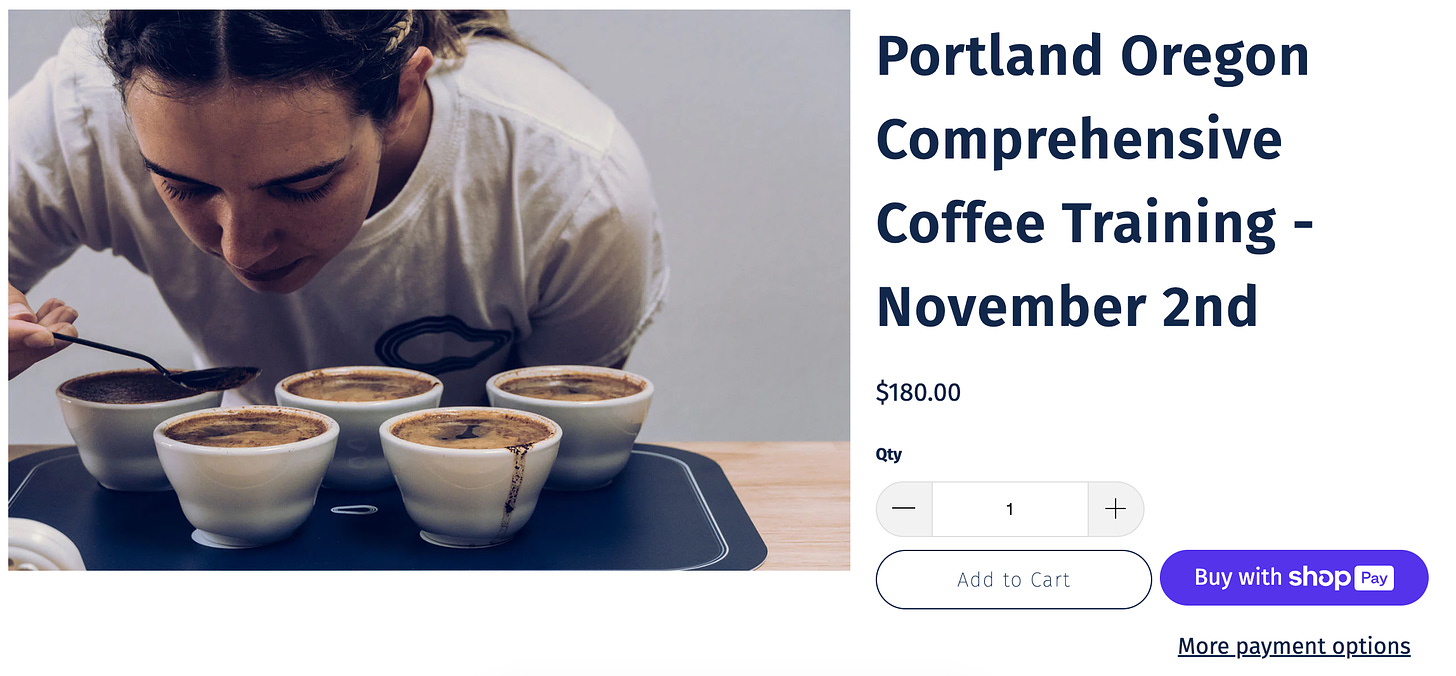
[102,10,529,123]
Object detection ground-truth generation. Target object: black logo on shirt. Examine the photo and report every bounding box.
[374,316,512,375]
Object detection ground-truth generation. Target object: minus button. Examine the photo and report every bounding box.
[876,482,932,536]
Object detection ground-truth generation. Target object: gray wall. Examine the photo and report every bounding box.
[6,10,849,443]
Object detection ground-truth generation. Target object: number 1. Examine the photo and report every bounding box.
[1007,503,1013,516]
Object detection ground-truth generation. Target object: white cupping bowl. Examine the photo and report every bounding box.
[380,407,560,548]
[275,366,443,491]
[486,365,653,491]
[57,369,224,492]
[154,406,338,549]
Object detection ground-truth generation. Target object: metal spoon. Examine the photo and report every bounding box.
[51,333,260,393]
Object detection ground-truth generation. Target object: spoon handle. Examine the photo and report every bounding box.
[51,333,172,375]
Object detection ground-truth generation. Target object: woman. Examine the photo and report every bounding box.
[8,10,668,405]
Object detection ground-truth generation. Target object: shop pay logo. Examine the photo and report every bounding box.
[1353,566,1395,591]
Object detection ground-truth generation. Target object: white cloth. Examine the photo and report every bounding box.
[9,29,668,406]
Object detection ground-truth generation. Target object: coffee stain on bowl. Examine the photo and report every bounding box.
[497,443,533,539]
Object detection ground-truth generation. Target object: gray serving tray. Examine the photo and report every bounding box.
[8,443,766,570]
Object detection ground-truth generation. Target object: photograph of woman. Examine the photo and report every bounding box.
[9,10,667,404]
[7,9,848,574]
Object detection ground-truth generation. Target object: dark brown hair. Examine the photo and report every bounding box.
[102,10,528,123]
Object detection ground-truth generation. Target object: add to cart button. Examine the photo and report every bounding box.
[1160,550,1428,606]
[876,550,1152,609]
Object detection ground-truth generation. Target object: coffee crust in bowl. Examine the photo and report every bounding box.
[391,411,552,449]
[164,410,328,448]
[60,369,202,404]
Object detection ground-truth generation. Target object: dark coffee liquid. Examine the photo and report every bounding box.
[391,411,551,449]
[498,373,643,402]
[59,369,203,404]
[164,410,327,448]
[285,370,436,402]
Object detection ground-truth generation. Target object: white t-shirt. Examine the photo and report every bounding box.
[9,29,668,406]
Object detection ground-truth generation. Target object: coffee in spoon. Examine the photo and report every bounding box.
[51,333,259,393]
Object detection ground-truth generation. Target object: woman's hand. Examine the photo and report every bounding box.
[9,283,78,379]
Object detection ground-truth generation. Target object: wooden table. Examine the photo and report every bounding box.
[9,441,849,571]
